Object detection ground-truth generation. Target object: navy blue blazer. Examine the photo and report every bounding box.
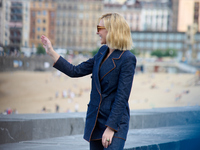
[53,45,137,142]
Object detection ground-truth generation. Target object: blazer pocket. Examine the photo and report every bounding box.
[86,103,98,118]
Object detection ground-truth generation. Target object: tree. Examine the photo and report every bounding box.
[151,49,164,58]
[164,48,177,57]
[36,44,46,55]
[91,47,100,56]
[151,49,177,58]
[130,48,140,56]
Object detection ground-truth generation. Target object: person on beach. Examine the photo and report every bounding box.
[41,13,136,150]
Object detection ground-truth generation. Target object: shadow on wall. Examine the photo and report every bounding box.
[0,55,54,72]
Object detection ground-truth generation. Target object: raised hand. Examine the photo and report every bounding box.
[41,35,53,55]
[40,35,59,62]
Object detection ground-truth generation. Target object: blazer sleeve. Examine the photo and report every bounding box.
[53,56,94,77]
[105,54,137,131]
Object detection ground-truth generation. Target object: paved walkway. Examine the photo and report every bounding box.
[0,123,200,150]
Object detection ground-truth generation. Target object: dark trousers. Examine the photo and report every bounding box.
[90,137,125,150]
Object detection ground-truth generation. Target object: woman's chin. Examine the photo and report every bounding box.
[100,40,106,45]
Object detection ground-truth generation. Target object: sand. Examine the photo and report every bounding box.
[0,71,199,114]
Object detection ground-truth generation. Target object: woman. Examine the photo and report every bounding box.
[41,13,136,150]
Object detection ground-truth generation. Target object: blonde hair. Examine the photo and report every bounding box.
[98,13,133,51]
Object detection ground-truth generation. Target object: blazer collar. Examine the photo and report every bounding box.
[94,45,124,93]
[99,49,124,82]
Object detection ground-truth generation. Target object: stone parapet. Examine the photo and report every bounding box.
[0,123,200,150]
[0,106,200,145]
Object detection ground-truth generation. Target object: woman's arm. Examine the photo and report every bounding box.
[41,35,94,77]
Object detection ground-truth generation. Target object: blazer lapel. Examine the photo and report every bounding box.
[99,50,125,82]
[93,46,109,93]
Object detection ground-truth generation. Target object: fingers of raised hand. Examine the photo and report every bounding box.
[41,35,49,45]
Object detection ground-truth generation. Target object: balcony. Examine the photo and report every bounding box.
[11,2,22,8]
[10,15,22,22]
[9,22,23,28]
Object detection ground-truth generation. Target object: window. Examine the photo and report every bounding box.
[161,42,166,48]
[176,34,182,40]
[154,42,159,49]
[25,41,28,47]
[79,4,83,10]
[32,11,35,17]
[146,42,152,48]
[195,34,200,41]
[139,42,144,48]
[37,19,40,23]
[132,33,138,39]
[38,11,41,15]
[168,34,175,40]
[37,27,40,31]
[161,34,167,40]
[43,19,46,23]
[43,27,45,31]
[57,20,60,25]
[37,35,40,39]
[139,33,145,40]
[168,42,174,48]
[79,14,83,19]
[51,12,55,17]
[176,43,182,49]
[154,33,159,40]
[146,33,152,40]
[133,42,138,47]
[43,11,46,15]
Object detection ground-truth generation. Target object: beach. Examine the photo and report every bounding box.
[0,71,199,114]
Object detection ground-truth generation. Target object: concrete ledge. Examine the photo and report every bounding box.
[0,106,200,144]
[0,124,199,150]
[129,106,200,129]
[0,113,86,144]
[125,123,200,150]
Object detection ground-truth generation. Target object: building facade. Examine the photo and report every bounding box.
[29,0,56,49]
[139,0,171,31]
[178,0,200,32]
[171,0,179,31]
[132,31,200,60]
[0,0,4,46]
[0,0,30,55]
[55,0,103,52]
[0,0,10,49]
[104,0,171,32]
[104,0,142,31]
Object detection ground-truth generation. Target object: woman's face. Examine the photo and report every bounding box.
[97,19,108,45]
